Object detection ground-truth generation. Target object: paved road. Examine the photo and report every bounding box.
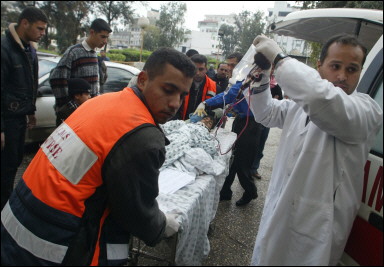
[203,124,282,266]
[14,118,283,266]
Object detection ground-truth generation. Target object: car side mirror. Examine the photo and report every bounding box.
[38,86,53,96]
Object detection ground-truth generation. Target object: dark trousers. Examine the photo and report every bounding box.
[220,116,262,199]
[251,126,270,172]
[1,116,26,209]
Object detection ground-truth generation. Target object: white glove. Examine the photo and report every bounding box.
[164,213,180,237]
[193,102,207,117]
[253,35,282,65]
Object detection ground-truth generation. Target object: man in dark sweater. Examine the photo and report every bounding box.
[50,18,112,126]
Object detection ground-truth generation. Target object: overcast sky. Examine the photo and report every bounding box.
[134,1,297,31]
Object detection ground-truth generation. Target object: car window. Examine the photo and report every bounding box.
[371,79,383,156]
[38,59,58,78]
[103,67,134,93]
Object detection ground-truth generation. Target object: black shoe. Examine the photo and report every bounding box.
[219,194,232,201]
[235,194,258,206]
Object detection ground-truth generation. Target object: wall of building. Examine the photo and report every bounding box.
[266,1,310,58]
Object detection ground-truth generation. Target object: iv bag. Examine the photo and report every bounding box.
[228,44,257,85]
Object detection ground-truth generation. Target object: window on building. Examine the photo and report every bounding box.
[295,40,303,49]
[269,11,273,16]
[278,11,291,17]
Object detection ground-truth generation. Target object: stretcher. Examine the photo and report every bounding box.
[128,124,237,265]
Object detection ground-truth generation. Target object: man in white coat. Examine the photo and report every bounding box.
[245,34,383,265]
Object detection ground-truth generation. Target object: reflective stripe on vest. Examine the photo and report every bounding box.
[1,202,68,263]
[42,122,98,184]
[23,87,155,217]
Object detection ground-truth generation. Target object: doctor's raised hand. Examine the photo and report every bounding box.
[252,35,283,65]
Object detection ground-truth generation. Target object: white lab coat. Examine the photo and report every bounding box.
[245,58,383,266]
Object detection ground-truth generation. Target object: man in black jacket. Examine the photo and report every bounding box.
[1,6,47,209]
[212,62,229,94]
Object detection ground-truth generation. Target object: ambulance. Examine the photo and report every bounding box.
[271,8,383,266]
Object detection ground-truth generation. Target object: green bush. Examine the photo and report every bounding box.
[107,53,125,62]
[108,49,152,62]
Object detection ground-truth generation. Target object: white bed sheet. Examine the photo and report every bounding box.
[157,127,237,265]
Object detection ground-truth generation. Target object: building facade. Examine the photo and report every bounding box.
[266,1,310,62]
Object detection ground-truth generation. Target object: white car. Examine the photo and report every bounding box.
[25,56,140,143]
[272,8,383,266]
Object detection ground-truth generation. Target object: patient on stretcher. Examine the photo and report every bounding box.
[160,115,226,176]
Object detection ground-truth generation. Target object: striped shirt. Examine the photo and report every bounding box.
[50,40,99,99]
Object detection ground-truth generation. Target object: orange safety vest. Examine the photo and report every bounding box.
[9,87,156,265]
[182,75,217,120]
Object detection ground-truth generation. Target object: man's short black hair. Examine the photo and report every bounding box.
[190,54,207,67]
[90,18,112,33]
[186,49,199,58]
[320,34,367,66]
[143,47,196,80]
[17,6,48,25]
[227,52,243,63]
[217,62,227,69]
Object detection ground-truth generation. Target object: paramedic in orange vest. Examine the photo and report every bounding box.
[176,54,218,120]
[1,47,196,266]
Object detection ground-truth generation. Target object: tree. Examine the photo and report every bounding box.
[1,2,20,33]
[219,24,237,58]
[234,10,266,55]
[45,1,91,54]
[156,2,187,48]
[38,1,57,50]
[143,25,161,51]
[94,1,147,30]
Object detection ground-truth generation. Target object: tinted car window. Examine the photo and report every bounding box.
[39,59,58,78]
[103,67,134,93]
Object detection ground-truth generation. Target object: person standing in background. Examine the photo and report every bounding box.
[207,64,216,79]
[1,6,48,209]
[226,52,243,78]
[50,18,112,126]
[186,49,199,58]
[98,50,110,93]
[194,52,262,206]
[56,78,91,122]
[176,54,217,120]
[212,62,229,94]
